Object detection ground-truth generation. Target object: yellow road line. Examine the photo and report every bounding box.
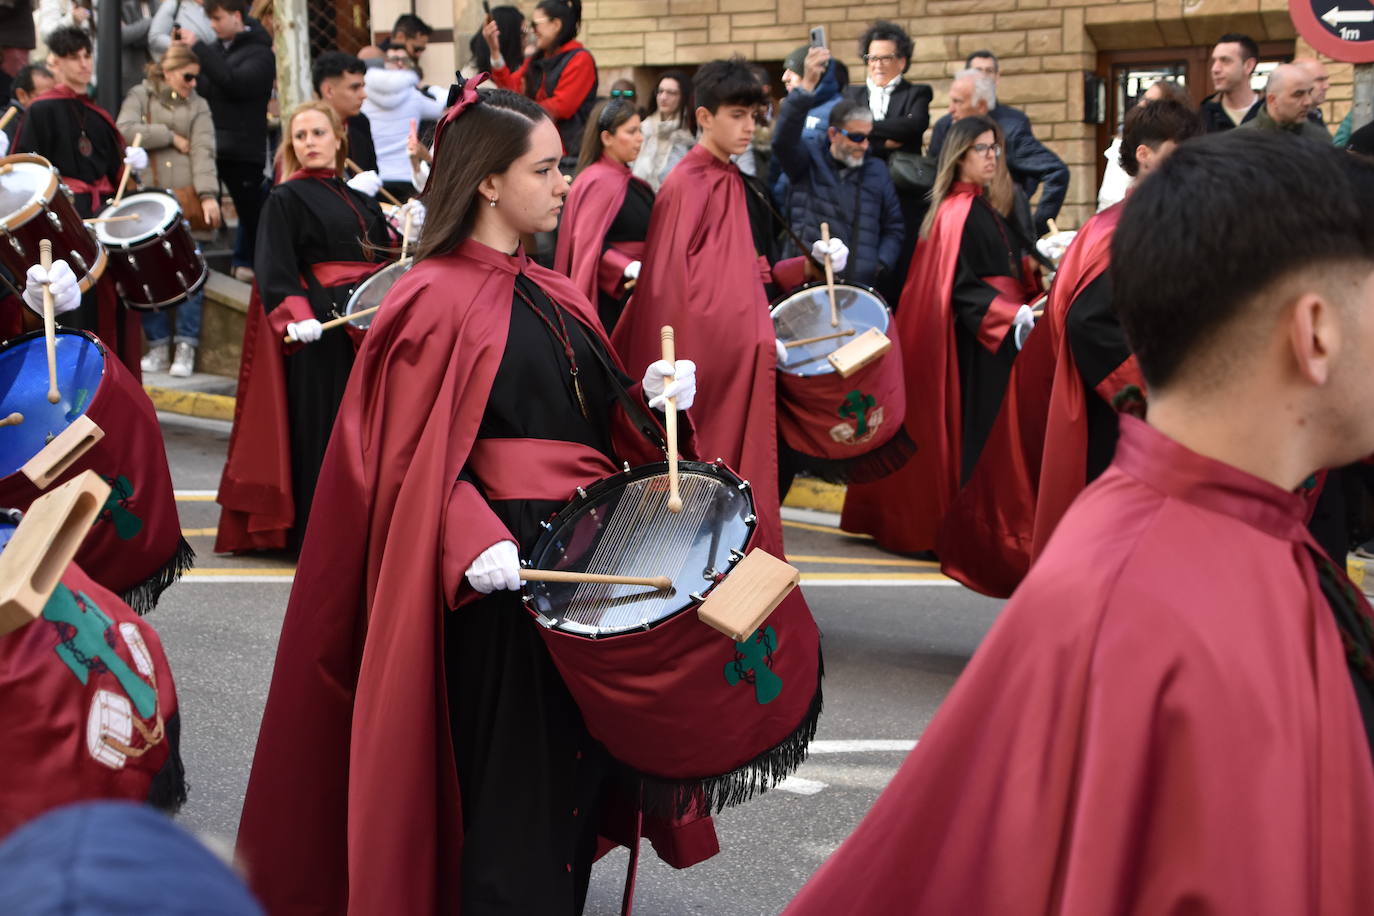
[175,494,215,502]
[181,527,218,536]
[783,518,872,538]
[789,554,937,568]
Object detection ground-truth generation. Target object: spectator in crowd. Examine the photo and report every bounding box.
[118,43,220,376]
[1238,63,1330,143]
[773,48,902,290]
[120,0,155,96]
[1295,56,1330,124]
[3,63,53,144]
[780,43,845,145]
[178,0,273,282]
[313,51,374,173]
[632,69,694,191]
[484,0,598,164]
[608,77,636,106]
[361,46,443,202]
[248,0,272,35]
[148,0,215,60]
[385,13,430,74]
[38,0,92,44]
[1201,32,1262,131]
[1098,77,1189,211]
[465,4,522,76]
[0,0,35,107]
[929,53,1070,236]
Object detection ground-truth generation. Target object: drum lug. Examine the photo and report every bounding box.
[46,210,62,230]
[7,233,22,256]
[689,591,705,604]
[70,250,88,272]
[744,514,757,525]
[142,284,154,302]
[729,548,745,563]
[737,480,751,492]
[622,462,631,473]
[162,240,174,256]
[175,271,188,289]
[540,520,553,530]
[575,486,587,499]
[115,282,125,297]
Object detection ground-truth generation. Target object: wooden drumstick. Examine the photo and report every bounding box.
[281,306,382,343]
[820,221,838,327]
[0,412,22,427]
[113,132,142,206]
[521,568,672,590]
[39,240,59,404]
[660,325,682,513]
[399,205,414,262]
[83,214,142,224]
[0,106,17,132]
[345,158,403,207]
[784,328,855,349]
[1046,218,1060,238]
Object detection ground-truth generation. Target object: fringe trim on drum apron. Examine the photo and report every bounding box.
[146,710,190,815]
[119,536,196,615]
[783,426,917,486]
[637,649,824,819]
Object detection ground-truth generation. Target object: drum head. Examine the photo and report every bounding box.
[0,329,105,478]
[345,260,411,328]
[771,282,891,377]
[525,460,756,638]
[0,156,55,224]
[95,192,179,246]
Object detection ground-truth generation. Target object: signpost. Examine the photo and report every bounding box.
[1290,1,1374,132]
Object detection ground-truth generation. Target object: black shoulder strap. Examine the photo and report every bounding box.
[739,172,821,270]
[569,316,667,454]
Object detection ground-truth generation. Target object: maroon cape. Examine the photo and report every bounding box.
[789,417,1374,913]
[236,241,714,916]
[841,184,978,553]
[554,154,646,307]
[938,203,1126,596]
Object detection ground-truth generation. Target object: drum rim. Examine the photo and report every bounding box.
[344,259,411,320]
[94,189,181,247]
[117,261,208,311]
[0,154,61,232]
[523,458,756,639]
[770,280,892,378]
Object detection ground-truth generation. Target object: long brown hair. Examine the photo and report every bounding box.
[576,97,638,173]
[414,89,549,262]
[920,114,1013,237]
[278,100,348,177]
[145,44,200,86]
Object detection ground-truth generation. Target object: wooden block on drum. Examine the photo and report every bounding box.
[697,548,800,642]
[827,327,892,378]
[0,470,110,636]
[21,414,103,490]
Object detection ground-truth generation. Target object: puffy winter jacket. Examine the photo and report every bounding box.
[360,67,445,184]
[193,19,273,164]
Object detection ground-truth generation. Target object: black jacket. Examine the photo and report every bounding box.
[929,104,1069,236]
[773,86,904,286]
[194,18,274,164]
[1199,92,1261,133]
[841,79,933,158]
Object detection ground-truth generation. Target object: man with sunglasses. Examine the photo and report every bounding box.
[774,46,902,290]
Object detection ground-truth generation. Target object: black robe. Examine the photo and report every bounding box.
[254,174,392,548]
[1064,271,1134,482]
[446,273,625,915]
[951,197,1024,482]
[346,112,378,174]
[598,177,652,332]
[15,96,122,217]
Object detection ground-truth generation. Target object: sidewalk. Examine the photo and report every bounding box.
[144,369,237,423]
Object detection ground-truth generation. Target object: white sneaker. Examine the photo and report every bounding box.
[141,346,170,373]
[169,342,196,378]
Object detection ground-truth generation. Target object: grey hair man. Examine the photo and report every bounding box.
[1238,63,1330,143]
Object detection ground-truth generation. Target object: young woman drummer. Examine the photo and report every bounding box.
[235,82,707,915]
[553,97,651,331]
[215,100,420,553]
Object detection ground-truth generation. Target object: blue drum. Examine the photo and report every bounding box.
[0,329,106,477]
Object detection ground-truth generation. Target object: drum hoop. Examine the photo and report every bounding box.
[523,459,757,638]
[73,240,107,293]
[0,155,60,232]
[345,260,409,316]
[118,262,208,311]
[95,190,180,247]
[1,325,109,359]
[768,279,889,313]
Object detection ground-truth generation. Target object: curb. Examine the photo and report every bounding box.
[784,477,846,514]
[145,385,236,423]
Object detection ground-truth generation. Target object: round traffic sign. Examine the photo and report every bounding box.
[1291,0,1374,62]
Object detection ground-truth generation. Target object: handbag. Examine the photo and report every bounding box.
[886,149,937,196]
[146,100,212,232]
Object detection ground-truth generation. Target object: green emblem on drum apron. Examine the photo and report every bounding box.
[838,390,877,438]
[97,474,143,540]
[726,625,782,704]
[44,584,157,718]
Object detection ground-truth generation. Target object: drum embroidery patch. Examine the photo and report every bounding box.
[42,584,165,769]
[832,390,883,446]
[725,625,782,704]
[97,474,144,540]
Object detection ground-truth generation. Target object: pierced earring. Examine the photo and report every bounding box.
[489,197,498,207]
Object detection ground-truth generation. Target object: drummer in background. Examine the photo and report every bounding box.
[553,97,650,332]
[11,26,148,375]
[842,114,1041,557]
[216,101,420,554]
[1,64,54,146]
[236,82,706,915]
[117,45,222,378]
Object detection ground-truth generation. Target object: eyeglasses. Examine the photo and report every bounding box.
[863,53,899,64]
[837,128,869,143]
[610,88,635,98]
[180,73,198,82]
[970,142,1001,157]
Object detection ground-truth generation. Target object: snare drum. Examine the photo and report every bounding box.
[525,460,822,812]
[94,190,207,311]
[0,329,190,612]
[771,282,910,482]
[0,154,106,292]
[343,259,411,329]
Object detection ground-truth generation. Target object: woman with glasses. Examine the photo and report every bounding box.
[632,69,696,191]
[842,115,1041,556]
[555,97,650,331]
[483,0,598,165]
[117,44,222,377]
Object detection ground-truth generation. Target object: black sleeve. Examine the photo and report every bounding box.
[868,82,933,154]
[254,189,310,315]
[772,88,814,181]
[1065,271,1132,398]
[193,40,274,100]
[949,200,1018,341]
[1003,118,1069,234]
[927,113,950,161]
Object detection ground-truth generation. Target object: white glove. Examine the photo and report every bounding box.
[464,539,522,594]
[286,318,323,343]
[0,131,10,158]
[643,358,697,411]
[1012,303,1036,351]
[775,338,787,367]
[123,146,148,171]
[22,260,80,316]
[1036,230,1077,263]
[396,198,425,241]
[810,237,849,274]
[346,170,384,197]
[623,260,641,281]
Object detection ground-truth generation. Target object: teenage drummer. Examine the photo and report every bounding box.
[216,101,418,554]
[12,26,148,375]
[235,82,704,914]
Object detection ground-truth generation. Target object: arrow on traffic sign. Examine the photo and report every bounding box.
[1323,5,1374,26]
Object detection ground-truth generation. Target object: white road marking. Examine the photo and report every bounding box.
[776,776,828,795]
[781,505,843,528]
[179,575,294,583]
[801,578,958,588]
[808,739,917,754]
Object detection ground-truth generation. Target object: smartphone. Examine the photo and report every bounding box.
[809,26,826,49]
[482,0,491,21]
